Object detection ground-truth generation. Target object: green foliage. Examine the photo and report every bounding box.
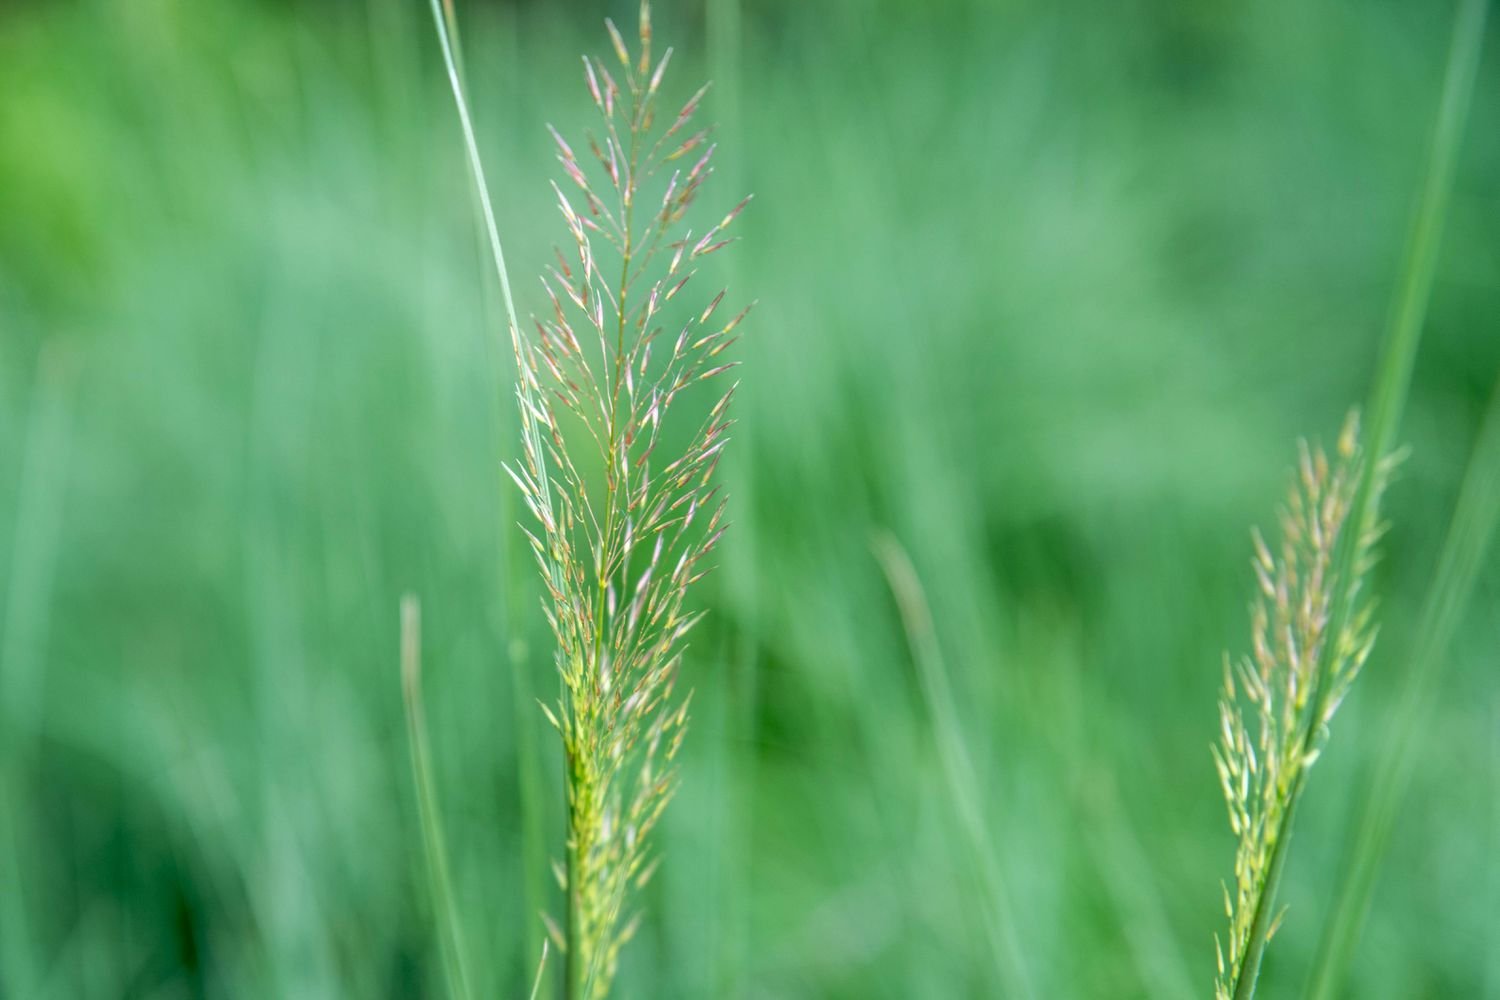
[1,0,1498,997]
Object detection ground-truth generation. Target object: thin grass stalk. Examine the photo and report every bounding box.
[423,0,558,586]
[1217,1,1487,994]
[705,0,753,989]
[424,0,518,329]
[423,0,548,515]
[1225,784,1298,1000]
[873,533,1039,1000]
[438,0,467,83]
[437,0,550,978]
[1084,776,1197,1000]
[1490,711,1500,999]
[1299,1,1492,989]
[423,2,556,986]
[1301,0,1487,758]
[1047,611,1196,1000]
[0,344,75,1000]
[1306,373,1500,1000]
[402,596,476,1000]
[509,566,551,996]
[529,941,551,1000]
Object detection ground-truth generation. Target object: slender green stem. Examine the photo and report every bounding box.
[425,0,554,526]
[1226,1,1488,995]
[1306,376,1500,1000]
[1230,777,1304,1000]
[564,761,581,1000]
[509,477,550,996]
[1083,775,1196,1000]
[873,533,1039,1000]
[706,4,752,986]
[425,0,520,343]
[402,596,476,1000]
[439,0,467,82]
[0,344,75,1000]
[1306,0,1485,760]
[424,3,559,991]
[530,941,552,1000]
[1490,711,1500,999]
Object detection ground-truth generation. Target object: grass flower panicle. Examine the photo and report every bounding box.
[1212,412,1392,1000]
[497,4,752,997]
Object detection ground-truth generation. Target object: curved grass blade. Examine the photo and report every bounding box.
[424,1,554,987]
[530,940,551,1000]
[0,344,76,999]
[1218,0,1488,994]
[1306,372,1500,1000]
[402,595,476,1000]
[872,532,1038,1000]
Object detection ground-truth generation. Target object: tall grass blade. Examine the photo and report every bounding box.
[1047,622,1195,999]
[424,1,552,984]
[1306,374,1500,1000]
[873,532,1038,1000]
[706,0,753,990]
[424,0,553,551]
[423,0,525,346]
[1490,708,1500,1000]
[1218,0,1487,994]
[401,595,476,1000]
[1082,776,1196,1000]
[0,344,76,999]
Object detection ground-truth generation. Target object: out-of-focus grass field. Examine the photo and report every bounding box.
[2,0,1498,997]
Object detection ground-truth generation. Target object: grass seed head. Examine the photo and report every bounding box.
[505,3,750,996]
[1213,410,1390,1000]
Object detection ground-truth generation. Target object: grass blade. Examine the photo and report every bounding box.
[873,532,1038,1000]
[402,595,476,1000]
[424,0,524,344]
[0,344,76,999]
[1490,708,1500,1000]
[424,2,552,987]
[1305,373,1500,999]
[1084,776,1196,1000]
[707,0,754,990]
[529,940,551,1000]
[424,0,554,540]
[1224,0,1488,994]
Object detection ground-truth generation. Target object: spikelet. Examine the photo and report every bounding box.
[502,4,750,997]
[1212,411,1392,1000]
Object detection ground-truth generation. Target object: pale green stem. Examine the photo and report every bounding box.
[1306,372,1500,1000]
[530,940,552,1000]
[402,596,476,1000]
[423,2,559,992]
[0,344,75,999]
[873,533,1039,1000]
[1227,0,1488,995]
[424,0,554,526]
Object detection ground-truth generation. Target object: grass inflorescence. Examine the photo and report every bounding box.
[1212,413,1393,1000]
[503,6,750,998]
[425,2,749,996]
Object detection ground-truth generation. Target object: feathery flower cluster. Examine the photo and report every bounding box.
[501,5,751,997]
[1212,412,1390,1000]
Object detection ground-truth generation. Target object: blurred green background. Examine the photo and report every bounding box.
[1,0,1498,996]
